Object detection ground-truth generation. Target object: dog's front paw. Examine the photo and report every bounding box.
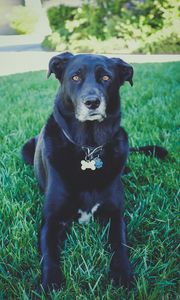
[109,256,134,288]
[42,268,64,293]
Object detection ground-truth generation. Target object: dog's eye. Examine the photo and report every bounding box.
[72,75,80,81]
[102,75,110,81]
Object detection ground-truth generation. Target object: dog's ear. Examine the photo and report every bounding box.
[112,58,134,86]
[47,52,74,81]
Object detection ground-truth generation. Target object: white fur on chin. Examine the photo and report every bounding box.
[75,101,106,122]
[76,113,106,122]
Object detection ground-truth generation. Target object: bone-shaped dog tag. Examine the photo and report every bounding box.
[81,160,96,171]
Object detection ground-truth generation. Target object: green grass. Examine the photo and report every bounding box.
[0,62,179,299]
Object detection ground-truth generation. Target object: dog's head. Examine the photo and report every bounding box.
[48,52,133,122]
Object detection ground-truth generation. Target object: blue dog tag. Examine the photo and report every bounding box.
[94,157,103,169]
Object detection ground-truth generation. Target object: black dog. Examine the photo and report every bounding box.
[22,52,167,292]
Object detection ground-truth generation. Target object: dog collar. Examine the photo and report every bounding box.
[61,127,104,170]
[54,107,104,171]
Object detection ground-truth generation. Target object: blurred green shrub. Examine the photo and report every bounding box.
[42,32,67,51]
[43,0,180,54]
[9,5,39,34]
[137,26,180,54]
[42,32,130,53]
[136,0,180,53]
[47,5,76,39]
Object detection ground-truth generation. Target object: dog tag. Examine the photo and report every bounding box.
[81,159,96,171]
[94,157,103,169]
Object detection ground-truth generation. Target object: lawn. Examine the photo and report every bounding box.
[0,62,179,299]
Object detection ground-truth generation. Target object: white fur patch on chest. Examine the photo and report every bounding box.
[78,203,100,225]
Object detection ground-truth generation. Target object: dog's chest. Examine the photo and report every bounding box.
[52,144,122,191]
[78,203,100,224]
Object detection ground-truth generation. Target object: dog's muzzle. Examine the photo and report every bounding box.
[75,95,106,122]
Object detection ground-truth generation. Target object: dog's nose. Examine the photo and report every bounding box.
[84,97,100,110]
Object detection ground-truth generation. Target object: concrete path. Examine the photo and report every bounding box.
[0,34,180,77]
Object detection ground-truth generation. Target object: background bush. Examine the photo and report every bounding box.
[47,5,76,38]
[9,5,39,35]
[42,0,180,54]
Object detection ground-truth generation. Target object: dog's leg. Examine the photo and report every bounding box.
[40,219,70,293]
[39,169,72,292]
[99,179,133,288]
[21,136,38,165]
[40,215,68,292]
[108,214,133,288]
[40,220,60,292]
